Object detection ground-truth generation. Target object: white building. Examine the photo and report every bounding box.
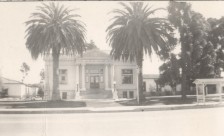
[1,77,38,99]
[44,49,138,100]
[143,74,159,93]
[143,74,182,96]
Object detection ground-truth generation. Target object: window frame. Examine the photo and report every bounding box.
[123,91,128,98]
[121,69,133,84]
[59,69,68,84]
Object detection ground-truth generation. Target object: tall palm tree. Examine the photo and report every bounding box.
[25,3,86,100]
[106,2,176,104]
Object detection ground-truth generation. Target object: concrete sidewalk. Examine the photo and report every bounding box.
[0,101,223,114]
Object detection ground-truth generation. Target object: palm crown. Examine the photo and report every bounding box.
[25,3,86,59]
[107,2,176,61]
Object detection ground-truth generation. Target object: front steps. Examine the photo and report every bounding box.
[80,89,113,99]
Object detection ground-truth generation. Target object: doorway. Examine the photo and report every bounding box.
[90,76,100,89]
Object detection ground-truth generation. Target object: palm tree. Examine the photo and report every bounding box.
[106,2,176,104]
[25,3,86,100]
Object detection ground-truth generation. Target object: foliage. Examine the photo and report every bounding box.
[85,40,98,50]
[25,3,86,100]
[25,3,86,59]
[167,2,216,98]
[164,2,219,98]
[107,2,176,103]
[157,54,181,90]
[107,2,176,62]
[40,69,45,81]
[37,87,44,99]
[207,17,224,77]
[20,62,30,83]
[198,42,216,78]
[168,2,192,99]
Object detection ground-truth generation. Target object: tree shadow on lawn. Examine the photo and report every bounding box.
[0,101,87,109]
[117,97,197,106]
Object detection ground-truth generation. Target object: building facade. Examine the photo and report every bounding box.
[1,77,38,99]
[44,49,138,100]
[143,74,159,93]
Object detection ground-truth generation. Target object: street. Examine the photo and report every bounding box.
[0,107,224,136]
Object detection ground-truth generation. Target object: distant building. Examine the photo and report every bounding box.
[143,74,159,93]
[1,77,38,99]
[44,49,138,100]
[143,74,182,96]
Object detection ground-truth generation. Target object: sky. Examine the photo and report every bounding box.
[0,1,224,84]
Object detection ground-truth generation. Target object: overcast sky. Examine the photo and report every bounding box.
[0,1,224,84]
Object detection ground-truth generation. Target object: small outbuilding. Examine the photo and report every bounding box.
[1,77,38,99]
[193,78,224,104]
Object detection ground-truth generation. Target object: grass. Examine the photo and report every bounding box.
[0,96,198,109]
[0,100,86,109]
[117,97,197,106]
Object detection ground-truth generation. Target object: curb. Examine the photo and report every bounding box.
[0,103,223,114]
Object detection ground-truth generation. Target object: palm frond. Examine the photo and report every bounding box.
[25,2,86,60]
[107,2,176,63]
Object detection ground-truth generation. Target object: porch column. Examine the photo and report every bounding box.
[105,64,109,90]
[111,64,114,90]
[75,64,79,91]
[81,63,86,91]
[202,84,205,104]
[217,83,222,102]
[196,84,198,103]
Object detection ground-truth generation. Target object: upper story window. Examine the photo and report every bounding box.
[122,69,133,84]
[59,69,68,84]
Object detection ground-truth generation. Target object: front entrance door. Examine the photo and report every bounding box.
[90,76,100,89]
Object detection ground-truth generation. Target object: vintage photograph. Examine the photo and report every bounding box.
[0,1,224,136]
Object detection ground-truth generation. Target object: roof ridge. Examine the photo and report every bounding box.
[1,77,24,84]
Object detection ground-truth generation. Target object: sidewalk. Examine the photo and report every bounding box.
[0,100,223,114]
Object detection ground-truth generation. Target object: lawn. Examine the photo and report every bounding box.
[116,96,197,106]
[0,96,198,109]
[0,101,86,109]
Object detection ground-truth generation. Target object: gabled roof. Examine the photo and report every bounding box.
[143,74,159,79]
[1,77,24,84]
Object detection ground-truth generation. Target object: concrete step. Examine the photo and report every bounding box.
[80,89,113,99]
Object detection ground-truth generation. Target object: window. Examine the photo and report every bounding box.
[59,69,68,84]
[123,91,128,98]
[129,91,134,98]
[122,69,133,84]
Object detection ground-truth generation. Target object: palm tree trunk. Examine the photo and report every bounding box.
[52,47,61,101]
[137,52,145,104]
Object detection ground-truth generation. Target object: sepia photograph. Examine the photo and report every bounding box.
[0,1,224,136]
